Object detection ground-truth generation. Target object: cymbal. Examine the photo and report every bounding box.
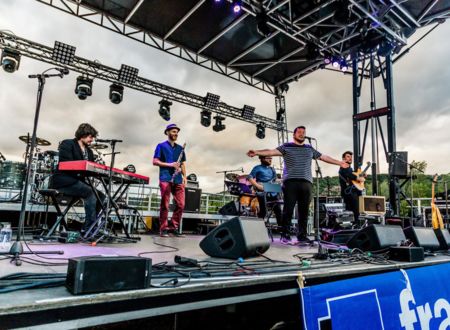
[90,143,108,150]
[225,173,239,182]
[19,135,51,146]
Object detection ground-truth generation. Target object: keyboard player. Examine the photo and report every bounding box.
[51,123,105,233]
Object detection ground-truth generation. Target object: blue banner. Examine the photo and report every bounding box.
[301,263,450,330]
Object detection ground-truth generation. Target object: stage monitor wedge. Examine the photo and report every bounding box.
[404,226,440,251]
[347,224,406,251]
[199,217,270,259]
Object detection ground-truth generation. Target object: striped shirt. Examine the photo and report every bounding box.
[276,142,322,183]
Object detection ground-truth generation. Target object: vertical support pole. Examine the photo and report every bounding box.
[369,54,379,195]
[276,95,288,173]
[352,57,361,170]
[386,53,399,215]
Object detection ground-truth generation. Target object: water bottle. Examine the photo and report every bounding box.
[1,224,12,250]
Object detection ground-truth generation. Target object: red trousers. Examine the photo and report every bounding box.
[159,181,185,232]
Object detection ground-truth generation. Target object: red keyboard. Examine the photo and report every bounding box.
[58,160,149,184]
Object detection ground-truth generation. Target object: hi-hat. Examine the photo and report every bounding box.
[90,143,108,150]
[19,135,51,146]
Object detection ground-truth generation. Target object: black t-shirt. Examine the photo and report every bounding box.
[338,166,357,197]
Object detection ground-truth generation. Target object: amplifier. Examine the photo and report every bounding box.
[184,187,202,213]
[66,256,152,295]
[359,196,386,214]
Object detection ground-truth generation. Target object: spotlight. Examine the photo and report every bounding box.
[118,64,139,84]
[323,57,331,65]
[241,105,255,120]
[340,59,348,72]
[204,92,220,109]
[213,115,226,132]
[1,48,21,73]
[331,56,340,68]
[276,82,289,95]
[233,1,242,13]
[256,12,271,37]
[159,99,172,121]
[256,122,266,139]
[75,76,93,100]
[52,41,76,65]
[187,173,197,182]
[200,110,212,127]
[109,84,124,104]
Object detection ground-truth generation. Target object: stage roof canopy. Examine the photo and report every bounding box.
[39,0,450,94]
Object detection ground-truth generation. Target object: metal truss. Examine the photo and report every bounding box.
[0,31,280,131]
[33,0,449,93]
[34,0,275,94]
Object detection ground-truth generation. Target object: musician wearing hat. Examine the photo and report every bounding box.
[153,124,186,237]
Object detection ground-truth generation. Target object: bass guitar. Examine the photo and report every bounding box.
[352,161,371,191]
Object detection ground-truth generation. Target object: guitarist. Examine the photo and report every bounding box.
[247,156,282,227]
[338,151,365,224]
[153,124,186,237]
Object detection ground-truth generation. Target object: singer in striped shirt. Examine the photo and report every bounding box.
[247,126,348,243]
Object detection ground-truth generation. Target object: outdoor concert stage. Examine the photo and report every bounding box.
[1,233,450,329]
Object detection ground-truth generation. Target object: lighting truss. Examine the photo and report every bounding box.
[0,31,279,130]
[52,41,76,65]
[118,64,139,84]
[204,92,220,109]
[241,105,255,120]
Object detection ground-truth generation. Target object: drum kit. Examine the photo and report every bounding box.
[224,172,259,216]
[0,135,110,202]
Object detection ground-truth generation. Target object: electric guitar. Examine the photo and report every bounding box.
[352,161,371,191]
[431,174,444,229]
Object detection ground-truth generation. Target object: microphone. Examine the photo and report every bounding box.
[96,138,123,143]
[240,167,244,173]
[305,136,316,141]
[56,67,70,75]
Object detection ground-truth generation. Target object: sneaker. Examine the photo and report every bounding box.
[280,234,291,243]
[160,230,169,237]
[297,235,313,244]
[172,230,185,237]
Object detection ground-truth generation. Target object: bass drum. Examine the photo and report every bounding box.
[0,161,26,189]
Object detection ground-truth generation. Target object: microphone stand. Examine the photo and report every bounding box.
[310,138,323,248]
[0,69,66,265]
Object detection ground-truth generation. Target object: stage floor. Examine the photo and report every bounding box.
[1,233,450,329]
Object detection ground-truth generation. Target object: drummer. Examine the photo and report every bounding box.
[247,156,282,227]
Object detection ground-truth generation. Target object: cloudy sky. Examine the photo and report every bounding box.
[0,0,449,193]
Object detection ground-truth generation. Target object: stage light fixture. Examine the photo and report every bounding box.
[233,1,242,13]
[241,105,255,120]
[1,48,21,73]
[187,173,197,181]
[204,92,220,109]
[324,57,331,64]
[340,59,348,72]
[158,99,172,121]
[200,110,212,127]
[118,64,139,84]
[256,122,266,139]
[331,56,340,68]
[256,12,271,37]
[109,84,124,104]
[213,115,226,132]
[75,76,93,100]
[123,164,136,173]
[276,107,285,121]
[52,41,76,65]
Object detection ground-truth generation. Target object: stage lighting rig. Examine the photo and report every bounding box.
[52,41,76,65]
[1,48,21,73]
[233,1,242,13]
[256,122,266,139]
[118,64,139,84]
[200,110,212,127]
[213,115,226,132]
[241,105,255,120]
[340,58,348,72]
[109,84,124,104]
[159,99,172,121]
[204,92,220,109]
[75,76,93,100]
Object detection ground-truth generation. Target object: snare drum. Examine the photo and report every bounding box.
[0,161,26,189]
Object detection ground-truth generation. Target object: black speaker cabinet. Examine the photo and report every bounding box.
[347,224,406,251]
[219,201,239,216]
[404,226,440,251]
[66,256,152,295]
[389,151,408,177]
[184,187,202,213]
[434,228,450,250]
[199,217,270,259]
